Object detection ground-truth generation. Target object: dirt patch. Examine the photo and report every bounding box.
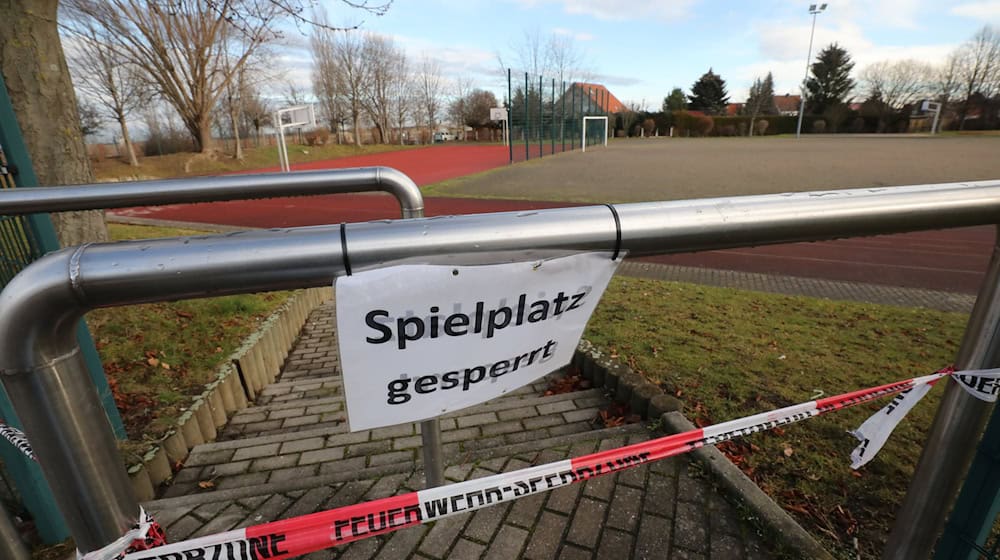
[426,136,1000,203]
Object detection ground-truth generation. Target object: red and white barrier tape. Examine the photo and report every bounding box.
[119,365,999,560]
[0,423,34,460]
[79,507,166,560]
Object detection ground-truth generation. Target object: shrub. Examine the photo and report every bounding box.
[755,119,769,135]
[812,119,827,133]
[674,111,713,137]
[144,129,195,156]
[642,118,656,136]
[304,127,331,146]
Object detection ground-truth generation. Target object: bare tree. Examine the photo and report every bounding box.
[217,47,257,160]
[65,8,150,166]
[65,0,392,153]
[546,34,589,86]
[284,81,307,106]
[63,0,286,154]
[933,52,963,111]
[362,34,405,144]
[448,75,473,134]
[508,29,549,77]
[333,31,369,146]
[240,80,271,146]
[860,59,933,131]
[415,57,443,142]
[953,25,1000,129]
[311,27,343,140]
[388,51,412,144]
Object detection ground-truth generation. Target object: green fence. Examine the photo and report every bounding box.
[505,69,609,163]
[0,156,45,284]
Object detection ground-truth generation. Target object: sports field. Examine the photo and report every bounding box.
[115,135,1000,293]
[425,135,1000,202]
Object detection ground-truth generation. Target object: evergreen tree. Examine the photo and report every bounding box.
[743,72,778,117]
[688,69,729,115]
[805,43,856,115]
[662,87,687,112]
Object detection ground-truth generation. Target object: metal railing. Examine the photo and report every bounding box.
[0,166,424,218]
[2,180,1000,554]
[0,166,452,490]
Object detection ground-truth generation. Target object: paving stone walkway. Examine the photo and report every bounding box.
[621,261,974,313]
[146,302,776,559]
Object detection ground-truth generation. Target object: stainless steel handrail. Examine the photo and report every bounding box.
[0,166,424,218]
[2,180,1000,553]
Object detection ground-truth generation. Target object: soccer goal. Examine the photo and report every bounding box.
[581,116,608,152]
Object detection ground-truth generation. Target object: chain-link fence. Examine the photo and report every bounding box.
[504,70,609,163]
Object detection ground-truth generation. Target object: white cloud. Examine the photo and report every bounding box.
[514,0,699,23]
[951,1,1000,22]
[735,16,958,104]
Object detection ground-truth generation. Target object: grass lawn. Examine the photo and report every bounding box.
[89,224,292,463]
[585,275,968,558]
[92,142,421,182]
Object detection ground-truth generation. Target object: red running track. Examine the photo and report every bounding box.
[111,145,992,294]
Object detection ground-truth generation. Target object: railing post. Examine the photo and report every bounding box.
[885,225,1000,558]
[400,200,445,488]
[0,503,29,560]
[0,71,122,543]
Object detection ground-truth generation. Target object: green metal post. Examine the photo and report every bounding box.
[538,75,543,158]
[551,78,555,156]
[507,69,513,164]
[524,72,529,162]
[0,73,125,543]
[935,404,1000,559]
[571,84,577,150]
[561,81,566,153]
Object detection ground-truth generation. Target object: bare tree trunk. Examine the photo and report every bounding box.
[119,115,139,166]
[230,108,243,160]
[1,0,108,246]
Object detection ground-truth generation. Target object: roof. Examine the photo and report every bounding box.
[774,94,801,113]
[726,103,744,116]
[570,82,627,113]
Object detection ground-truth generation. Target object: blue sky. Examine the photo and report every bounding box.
[277,0,1000,110]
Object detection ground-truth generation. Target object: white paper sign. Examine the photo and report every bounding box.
[336,252,621,431]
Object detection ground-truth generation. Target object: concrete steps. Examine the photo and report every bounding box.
[168,385,611,498]
[144,423,692,560]
[225,367,576,440]
[150,421,645,510]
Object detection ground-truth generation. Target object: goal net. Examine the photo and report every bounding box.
[582,116,608,152]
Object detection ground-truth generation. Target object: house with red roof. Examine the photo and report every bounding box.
[773,94,801,116]
[561,82,627,114]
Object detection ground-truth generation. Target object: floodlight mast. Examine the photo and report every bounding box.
[796,3,827,139]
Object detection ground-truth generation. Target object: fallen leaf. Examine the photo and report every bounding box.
[175,310,194,319]
[197,480,215,489]
[161,362,171,370]
[147,357,160,367]
[783,445,794,457]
